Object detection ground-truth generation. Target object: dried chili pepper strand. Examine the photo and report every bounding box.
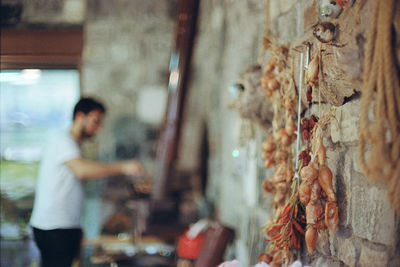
[279,204,293,219]
[291,226,297,248]
[276,238,285,248]
[294,233,302,250]
[275,229,287,248]
[282,225,292,250]
[284,242,289,254]
[269,224,284,233]
[293,220,305,235]
[265,233,281,242]
[279,216,291,224]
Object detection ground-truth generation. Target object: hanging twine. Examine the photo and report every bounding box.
[358,0,400,215]
[261,0,271,56]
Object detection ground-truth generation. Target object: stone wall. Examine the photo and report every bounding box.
[178,1,274,266]
[82,0,175,159]
[179,0,400,266]
[81,0,175,237]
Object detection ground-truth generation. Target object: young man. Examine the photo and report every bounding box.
[30,97,144,267]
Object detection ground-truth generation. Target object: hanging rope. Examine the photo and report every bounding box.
[358,0,400,215]
[295,52,305,176]
[262,0,271,55]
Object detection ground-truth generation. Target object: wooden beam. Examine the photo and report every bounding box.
[152,0,199,200]
[0,28,83,69]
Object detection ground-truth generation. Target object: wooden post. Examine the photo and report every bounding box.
[152,0,199,200]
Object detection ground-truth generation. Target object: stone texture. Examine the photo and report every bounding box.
[351,181,397,246]
[303,0,318,31]
[269,0,281,21]
[276,8,299,43]
[83,44,110,63]
[359,242,389,267]
[346,158,398,247]
[63,0,86,23]
[337,237,358,267]
[219,175,245,228]
[85,21,114,42]
[326,142,351,227]
[280,0,298,14]
[21,0,64,23]
[313,256,344,267]
[331,99,361,143]
[316,230,331,256]
[324,258,344,267]
[312,256,326,267]
[244,211,270,266]
[349,147,363,174]
[389,257,400,267]
[82,0,174,169]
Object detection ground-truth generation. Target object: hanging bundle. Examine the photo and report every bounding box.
[358,0,400,215]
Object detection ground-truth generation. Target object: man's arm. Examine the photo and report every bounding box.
[65,158,144,180]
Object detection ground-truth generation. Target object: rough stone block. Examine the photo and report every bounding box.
[325,142,345,187]
[277,8,298,43]
[269,0,281,21]
[324,258,344,267]
[389,257,400,267]
[248,0,264,12]
[337,237,358,267]
[312,256,326,267]
[110,43,131,64]
[316,230,331,256]
[313,256,344,267]
[328,231,337,258]
[303,0,318,31]
[235,239,250,267]
[294,2,305,37]
[333,144,351,226]
[351,183,397,246]
[85,21,113,42]
[245,212,271,266]
[349,147,363,174]
[83,44,109,63]
[22,0,64,23]
[331,99,361,143]
[86,0,116,19]
[63,0,86,23]
[280,0,298,14]
[359,242,389,267]
[219,181,245,228]
[254,206,272,230]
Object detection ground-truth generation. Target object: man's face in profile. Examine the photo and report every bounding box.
[81,109,104,139]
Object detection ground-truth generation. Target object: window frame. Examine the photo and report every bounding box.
[0,28,83,70]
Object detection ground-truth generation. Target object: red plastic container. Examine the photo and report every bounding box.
[177,230,205,260]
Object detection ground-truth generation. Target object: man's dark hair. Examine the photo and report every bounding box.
[72,97,106,120]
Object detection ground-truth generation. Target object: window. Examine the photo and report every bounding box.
[0,69,80,234]
[0,28,82,240]
[1,69,80,161]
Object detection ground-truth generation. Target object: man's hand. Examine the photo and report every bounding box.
[66,158,145,180]
[120,160,145,177]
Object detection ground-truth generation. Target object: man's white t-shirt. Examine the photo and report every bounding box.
[30,131,84,230]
